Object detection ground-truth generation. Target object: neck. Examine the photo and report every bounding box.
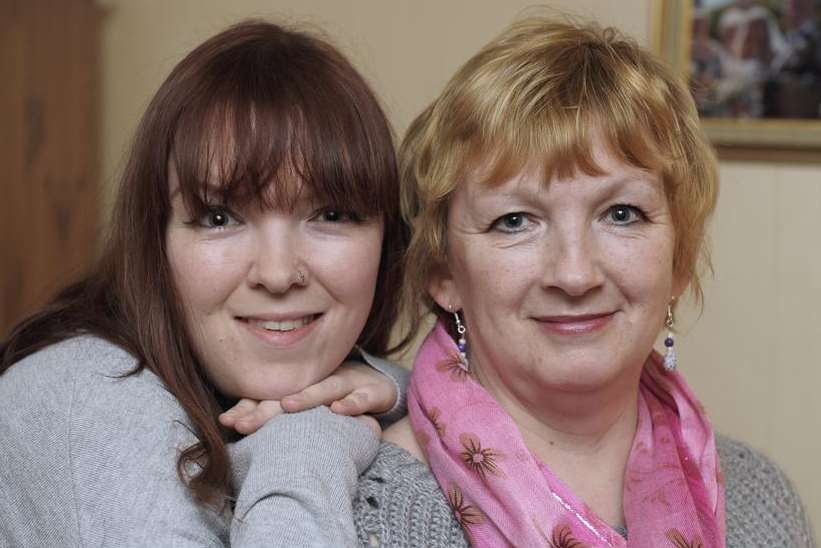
[472,361,642,526]
[500,376,639,453]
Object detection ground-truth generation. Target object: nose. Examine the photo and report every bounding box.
[246,224,308,294]
[544,225,604,297]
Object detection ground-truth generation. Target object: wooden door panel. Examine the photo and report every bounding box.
[1,0,100,336]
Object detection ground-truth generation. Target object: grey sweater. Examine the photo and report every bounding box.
[3,336,814,547]
[353,440,816,547]
[0,336,407,547]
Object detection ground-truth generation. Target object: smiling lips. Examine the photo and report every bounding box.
[536,312,614,335]
[250,315,318,332]
[238,314,321,346]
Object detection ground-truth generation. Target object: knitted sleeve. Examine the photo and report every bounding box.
[229,406,379,547]
[718,436,816,548]
[353,442,469,547]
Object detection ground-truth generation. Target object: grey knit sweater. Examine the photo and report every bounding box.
[353,436,816,547]
[0,336,408,547]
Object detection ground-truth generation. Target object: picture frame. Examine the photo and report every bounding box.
[651,0,821,149]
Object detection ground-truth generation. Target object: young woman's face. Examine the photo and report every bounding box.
[166,172,384,400]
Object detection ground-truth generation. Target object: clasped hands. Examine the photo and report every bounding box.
[218,360,391,436]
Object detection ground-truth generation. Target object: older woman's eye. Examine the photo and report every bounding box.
[605,204,646,225]
[491,212,531,233]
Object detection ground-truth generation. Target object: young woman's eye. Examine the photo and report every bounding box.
[314,208,361,223]
[491,212,531,233]
[605,204,646,226]
[194,207,240,229]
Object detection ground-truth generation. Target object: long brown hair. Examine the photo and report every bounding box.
[1,20,408,506]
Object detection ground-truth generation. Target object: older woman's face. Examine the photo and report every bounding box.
[431,144,684,401]
[166,173,384,400]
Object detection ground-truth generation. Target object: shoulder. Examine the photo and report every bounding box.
[354,440,468,547]
[2,335,135,389]
[1,336,155,431]
[718,435,815,548]
[0,336,212,546]
[2,335,182,426]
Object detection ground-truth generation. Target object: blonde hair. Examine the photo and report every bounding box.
[401,17,718,318]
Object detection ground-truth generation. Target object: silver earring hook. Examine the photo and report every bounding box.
[453,310,468,371]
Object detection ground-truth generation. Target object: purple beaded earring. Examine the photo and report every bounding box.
[453,310,469,371]
[663,302,677,372]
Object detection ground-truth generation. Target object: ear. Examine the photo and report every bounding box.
[671,271,689,303]
[427,262,462,312]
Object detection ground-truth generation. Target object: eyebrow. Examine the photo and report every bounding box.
[168,181,231,205]
[595,173,664,197]
[590,171,659,187]
[470,171,665,213]
[168,183,218,201]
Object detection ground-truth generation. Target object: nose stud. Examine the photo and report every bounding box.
[296,269,307,286]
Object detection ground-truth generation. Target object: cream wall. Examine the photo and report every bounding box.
[99,0,820,533]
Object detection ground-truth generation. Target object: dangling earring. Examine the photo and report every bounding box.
[663,301,677,372]
[453,310,469,371]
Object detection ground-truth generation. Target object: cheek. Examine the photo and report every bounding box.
[312,230,383,307]
[452,240,538,311]
[608,233,676,306]
[167,236,247,313]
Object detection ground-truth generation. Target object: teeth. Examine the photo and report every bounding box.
[254,316,314,332]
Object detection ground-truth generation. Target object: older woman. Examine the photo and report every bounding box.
[354,18,814,548]
[0,21,411,546]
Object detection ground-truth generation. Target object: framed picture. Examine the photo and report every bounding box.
[652,0,821,149]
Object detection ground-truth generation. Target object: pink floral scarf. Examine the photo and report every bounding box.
[408,321,725,548]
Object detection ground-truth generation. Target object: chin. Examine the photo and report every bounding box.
[537,364,626,393]
[231,371,309,401]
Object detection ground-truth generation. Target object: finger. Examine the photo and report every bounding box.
[329,390,372,416]
[355,415,381,437]
[281,375,350,413]
[235,400,284,435]
[218,398,259,427]
[338,361,395,413]
[332,375,395,416]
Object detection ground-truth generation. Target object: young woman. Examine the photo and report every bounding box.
[0,20,411,546]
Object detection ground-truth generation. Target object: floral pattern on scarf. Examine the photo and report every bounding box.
[408,321,725,548]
